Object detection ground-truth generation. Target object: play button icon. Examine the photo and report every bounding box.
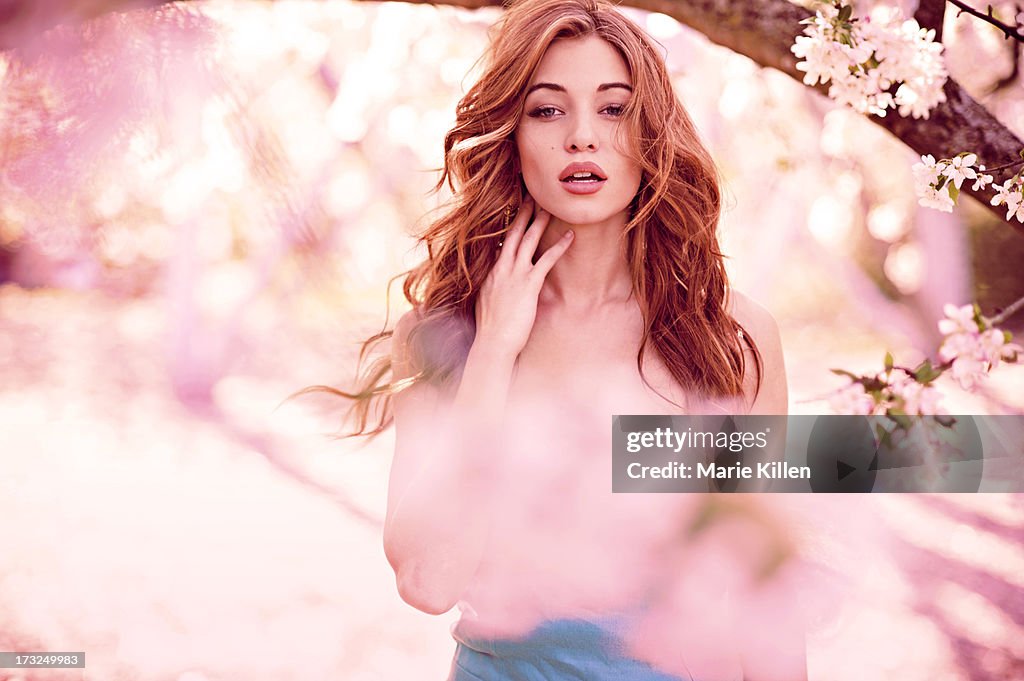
[807,416,878,492]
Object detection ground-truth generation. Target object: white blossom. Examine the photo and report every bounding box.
[911,154,939,187]
[792,35,835,86]
[942,154,977,190]
[971,165,993,191]
[795,5,1019,228]
[912,154,955,211]
[791,3,947,120]
[990,178,1024,223]
[918,185,955,212]
[913,153,997,214]
[937,303,979,336]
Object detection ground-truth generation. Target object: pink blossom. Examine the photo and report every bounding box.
[937,303,978,336]
[950,355,987,391]
[888,376,946,415]
[938,332,976,363]
[828,382,876,415]
[978,328,1023,370]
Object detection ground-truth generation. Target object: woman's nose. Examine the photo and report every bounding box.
[565,115,599,152]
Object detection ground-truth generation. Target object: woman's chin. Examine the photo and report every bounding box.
[545,206,629,228]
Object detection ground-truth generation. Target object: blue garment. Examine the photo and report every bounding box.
[447,614,692,681]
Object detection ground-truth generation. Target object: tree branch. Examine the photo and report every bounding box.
[915,0,947,41]
[945,0,1024,43]
[1,0,1022,233]
[597,0,1024,235]
[989,291,1024,325]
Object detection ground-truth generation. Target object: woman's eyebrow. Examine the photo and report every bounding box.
[525,81,633,96]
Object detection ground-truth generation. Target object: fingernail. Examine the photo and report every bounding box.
[566,230,574,239]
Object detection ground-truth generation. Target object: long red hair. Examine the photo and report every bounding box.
[296,0,761,436]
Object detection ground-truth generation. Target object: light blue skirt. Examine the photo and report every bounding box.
[447,615,691,681]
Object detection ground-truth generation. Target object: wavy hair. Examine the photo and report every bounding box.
[297,0,762,437]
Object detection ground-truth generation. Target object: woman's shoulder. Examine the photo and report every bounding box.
[392,307,428,380]
[393,307,424,343]
[726,289,778,339]
[725,289,788,414]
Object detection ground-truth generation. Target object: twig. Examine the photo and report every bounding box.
[945,0,1024,43]
[980,157,1024,174]
[989,292,1024,325]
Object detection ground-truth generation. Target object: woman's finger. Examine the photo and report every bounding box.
[531,229,574,280]
[498,196,534,264]
[515,208,551,269]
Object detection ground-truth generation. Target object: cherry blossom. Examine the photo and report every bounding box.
[979,328,1020,371]
[911,154,956,212]
[829,299,1021,416]
[793,4,1024,228]
[887,375,946,416]
[827,381,877,415]
[937,303,979,336]
[791,2,948,120]
[944,153,977,190]
[971,165,993,192]
[990,177,1024,222]
[936,303,1022,391]
[948,354,987,392]
[909,152,1017,218]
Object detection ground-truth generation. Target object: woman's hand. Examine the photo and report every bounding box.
[474,195,574,357]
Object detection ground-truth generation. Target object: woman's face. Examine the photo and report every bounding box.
[515,35,642,227]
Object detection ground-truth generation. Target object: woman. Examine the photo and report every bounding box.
[333,0,794,677]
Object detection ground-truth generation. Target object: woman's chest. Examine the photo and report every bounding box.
[506,308,686,418]
[471,313,693,607]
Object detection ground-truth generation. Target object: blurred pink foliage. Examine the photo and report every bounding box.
[0,2,1021,680]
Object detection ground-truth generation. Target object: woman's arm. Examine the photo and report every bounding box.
[383,309,517,615]
[383,197,574,615]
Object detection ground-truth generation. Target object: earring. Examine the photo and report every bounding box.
[498,203,512,249]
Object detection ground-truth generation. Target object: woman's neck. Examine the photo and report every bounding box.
[536,211,634,313]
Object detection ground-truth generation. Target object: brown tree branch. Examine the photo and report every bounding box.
[945,0,1024,42]
[915,0,947,40]
[1,0,1022,233]
[574,0,1024,235]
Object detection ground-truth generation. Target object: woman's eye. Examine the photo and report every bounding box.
[526,104,626,119]
[528,106,560,119]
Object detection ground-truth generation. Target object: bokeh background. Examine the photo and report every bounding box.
[1,0,1022,679]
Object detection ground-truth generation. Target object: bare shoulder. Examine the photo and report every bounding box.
[393,307,424,342]
[392,307,426,380]
[726,289,788,414]
[727,290,775,336]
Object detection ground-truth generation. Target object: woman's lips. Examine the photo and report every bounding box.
[559,161,607,181]
[560,177,606,195]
